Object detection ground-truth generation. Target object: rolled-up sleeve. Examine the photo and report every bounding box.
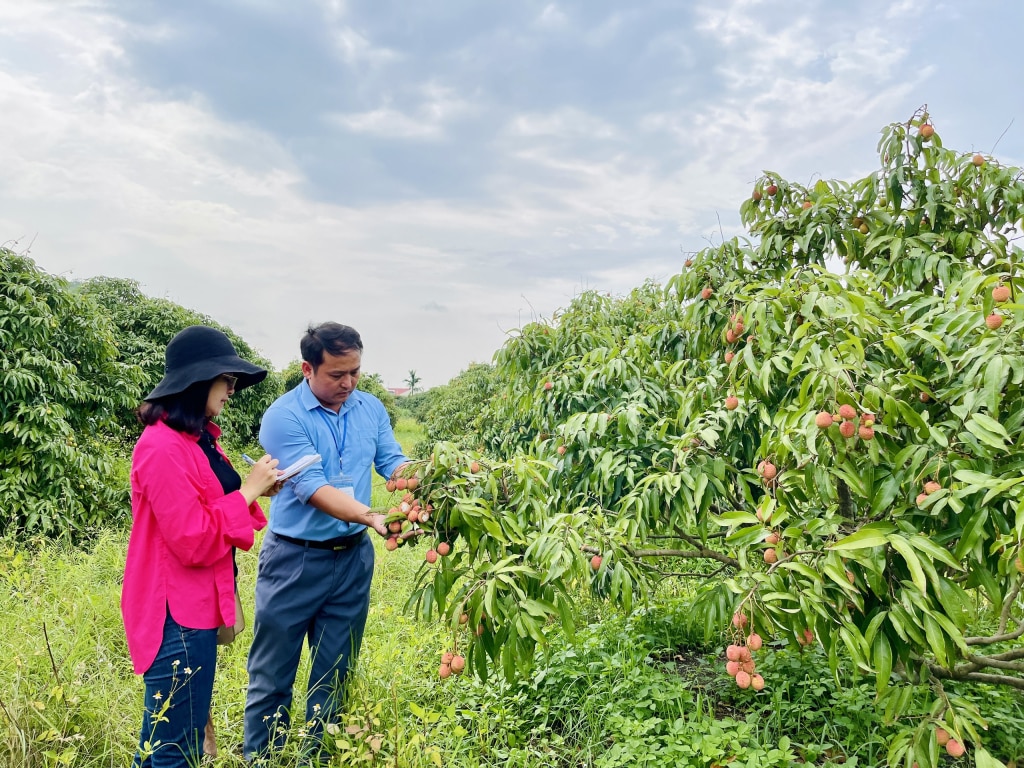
[259,403,329,505]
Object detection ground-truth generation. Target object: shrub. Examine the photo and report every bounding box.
[0,251,143,537]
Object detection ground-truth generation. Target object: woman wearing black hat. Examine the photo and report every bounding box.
[121,325,281,767]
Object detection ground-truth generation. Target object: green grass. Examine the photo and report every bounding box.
[2,415,1022,766]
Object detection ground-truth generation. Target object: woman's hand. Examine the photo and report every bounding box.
[240,454,280,505]
[262,479,286,498]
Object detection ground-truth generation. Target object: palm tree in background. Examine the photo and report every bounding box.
[404,369,422,394]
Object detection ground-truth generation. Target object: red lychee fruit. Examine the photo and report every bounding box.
[993,284,1011,303]
[838,404,857,420]
[815,411,834,428]
[986,313,1004,330]
[839,420,856,439]
[725,396,739,410]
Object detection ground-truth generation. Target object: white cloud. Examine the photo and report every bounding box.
[330,82,474,139]
[329,25,400,67]
[2,0,1022,389]
[509,107,619,140]
[536,4,568,28]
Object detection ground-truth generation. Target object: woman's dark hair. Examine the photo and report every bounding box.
[301,322,363,370]
[137,378,214,434]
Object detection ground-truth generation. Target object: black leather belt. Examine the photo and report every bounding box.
[274,531,365,551]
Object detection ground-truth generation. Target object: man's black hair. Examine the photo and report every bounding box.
[301,323,363,370]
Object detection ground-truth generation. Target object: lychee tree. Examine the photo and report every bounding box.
[399,110,1023,768]
[0,250,145,537]
[79,276,281,447]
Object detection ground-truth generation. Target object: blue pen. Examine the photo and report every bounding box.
[241,454,256,465]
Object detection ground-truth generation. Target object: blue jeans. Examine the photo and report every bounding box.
[243,531,374,760]
[133,609,218,768]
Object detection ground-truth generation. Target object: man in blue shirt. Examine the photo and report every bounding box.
[243,322,408,761]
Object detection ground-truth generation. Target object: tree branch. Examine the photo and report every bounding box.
[963,653,1024,672]
[926,663,1024,691]
[966,617,1024,646]
[999,573,1023,634]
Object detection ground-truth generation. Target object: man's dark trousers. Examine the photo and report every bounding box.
[243,530,374,759]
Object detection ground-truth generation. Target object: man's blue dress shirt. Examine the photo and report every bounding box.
[259,381,407,540]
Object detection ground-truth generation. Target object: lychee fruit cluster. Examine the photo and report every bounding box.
[815,404,876,441]
[725,613,766,691]
[915,480,942,508]
[438,649,467,680]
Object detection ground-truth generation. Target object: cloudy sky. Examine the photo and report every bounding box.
[2,0,1022,389]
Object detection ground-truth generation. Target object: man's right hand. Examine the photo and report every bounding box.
[366,511,388,537]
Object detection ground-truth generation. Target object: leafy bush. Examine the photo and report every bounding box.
[79,276,281,447]
[0,250,144,537]
[396,390,436,421]
[400,112,1024,767]
[414,363,496,457]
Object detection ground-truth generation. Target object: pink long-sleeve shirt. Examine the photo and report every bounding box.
[121,420,267,675]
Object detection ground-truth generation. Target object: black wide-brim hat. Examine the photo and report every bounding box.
[145,325,268,401]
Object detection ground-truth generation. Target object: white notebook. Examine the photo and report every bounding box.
[278,453,322,481]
